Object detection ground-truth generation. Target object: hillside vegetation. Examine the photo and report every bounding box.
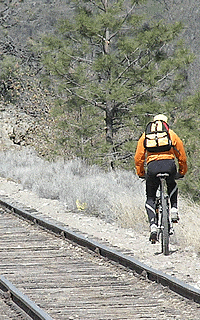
[0,0,200,201]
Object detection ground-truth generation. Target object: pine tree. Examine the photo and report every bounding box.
[41,0,194,168]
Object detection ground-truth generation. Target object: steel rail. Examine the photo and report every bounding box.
[0,275,53,320]
[1,197,200,305]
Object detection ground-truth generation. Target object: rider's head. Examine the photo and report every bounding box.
[153,114,168,123]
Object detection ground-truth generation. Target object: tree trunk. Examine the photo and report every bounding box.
[105,106,115,169]
[105,107,114,144]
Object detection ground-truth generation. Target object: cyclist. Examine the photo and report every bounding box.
[134,114,188,242]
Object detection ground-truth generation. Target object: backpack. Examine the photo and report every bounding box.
[144,120,172,152]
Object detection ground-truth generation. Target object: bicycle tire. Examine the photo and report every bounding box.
[161,196,170,255]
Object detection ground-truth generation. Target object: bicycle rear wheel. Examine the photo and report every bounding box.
[161,196,170,255]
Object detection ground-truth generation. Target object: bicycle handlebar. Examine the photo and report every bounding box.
[175,173,184,180]
[139,172,184,181]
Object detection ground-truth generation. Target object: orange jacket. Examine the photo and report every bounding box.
[134,129,188,177]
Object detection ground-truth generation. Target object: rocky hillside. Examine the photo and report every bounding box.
[0,102,55,158]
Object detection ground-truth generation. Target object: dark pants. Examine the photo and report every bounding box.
[145,159,178,226]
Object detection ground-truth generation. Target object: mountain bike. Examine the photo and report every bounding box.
[141,172,183,255]
[155,173,173,255]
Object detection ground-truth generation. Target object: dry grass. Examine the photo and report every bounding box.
[0,147,199,252]
[176,197,200,252]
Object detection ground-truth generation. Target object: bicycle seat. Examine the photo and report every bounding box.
[156,173,169,178]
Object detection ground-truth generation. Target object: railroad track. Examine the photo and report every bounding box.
[0,290,31,320]
[0,198,200,319]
